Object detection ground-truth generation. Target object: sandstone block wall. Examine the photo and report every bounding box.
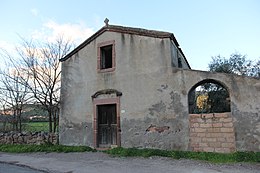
[189,113,236,153]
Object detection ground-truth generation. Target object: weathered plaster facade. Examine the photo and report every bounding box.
[60,25,260,152]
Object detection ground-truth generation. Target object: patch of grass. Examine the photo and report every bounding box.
[22,122,50,132]
[0,144,96,153]
[105,147,260,163]
[0,122,51,133]
[1,144,258,163]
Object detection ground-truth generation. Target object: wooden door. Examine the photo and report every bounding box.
[97,104,117,148]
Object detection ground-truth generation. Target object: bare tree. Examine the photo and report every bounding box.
[14,37,73,132]
[0,94,12,132]
[0,64,31,132]
[0,37,73,133]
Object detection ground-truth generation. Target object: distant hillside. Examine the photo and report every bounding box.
[21,104,48,118]
[0,104,48,121]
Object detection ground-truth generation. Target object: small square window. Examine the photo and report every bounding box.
[97,40,115,72]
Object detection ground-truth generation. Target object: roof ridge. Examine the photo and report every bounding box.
[108,25,172,34]
[60,24,179,62]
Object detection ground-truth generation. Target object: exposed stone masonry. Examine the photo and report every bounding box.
[189,113,235,153]
[0,132,58,145]
[146,124,170,133]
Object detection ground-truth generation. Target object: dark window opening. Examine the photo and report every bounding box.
[188,80,231,114]
[100,45,113,69]
[178,57,182,68]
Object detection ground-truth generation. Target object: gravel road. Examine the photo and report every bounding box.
[0,152,259,173]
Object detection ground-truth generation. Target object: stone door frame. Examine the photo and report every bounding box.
[93,97,121,149]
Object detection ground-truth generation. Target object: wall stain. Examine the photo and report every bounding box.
[148,101,166,116]
[168,91,185,116]
[157,84,168,92]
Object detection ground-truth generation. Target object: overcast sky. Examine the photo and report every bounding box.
[1,0,259,70]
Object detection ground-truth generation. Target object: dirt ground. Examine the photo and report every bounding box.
[0,152,259,173]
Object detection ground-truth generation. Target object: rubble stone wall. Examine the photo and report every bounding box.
[0,132,58,145]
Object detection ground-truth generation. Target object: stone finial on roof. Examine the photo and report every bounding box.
[104,18,109,27]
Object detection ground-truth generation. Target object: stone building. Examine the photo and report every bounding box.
[59,23,260,152]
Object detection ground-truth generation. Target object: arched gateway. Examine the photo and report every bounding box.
[188,79,235,153]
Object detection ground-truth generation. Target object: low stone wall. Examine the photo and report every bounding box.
[189,113,236,153]
[0,132,58,145]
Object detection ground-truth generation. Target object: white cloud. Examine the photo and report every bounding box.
[0,41,16,55]
[0,41,16,69]
[30,8,39,16]
[32,20,95,44]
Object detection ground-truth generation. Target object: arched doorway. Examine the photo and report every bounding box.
[92,89,122,149]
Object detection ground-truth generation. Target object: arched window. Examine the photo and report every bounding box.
[188,79,230,114]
